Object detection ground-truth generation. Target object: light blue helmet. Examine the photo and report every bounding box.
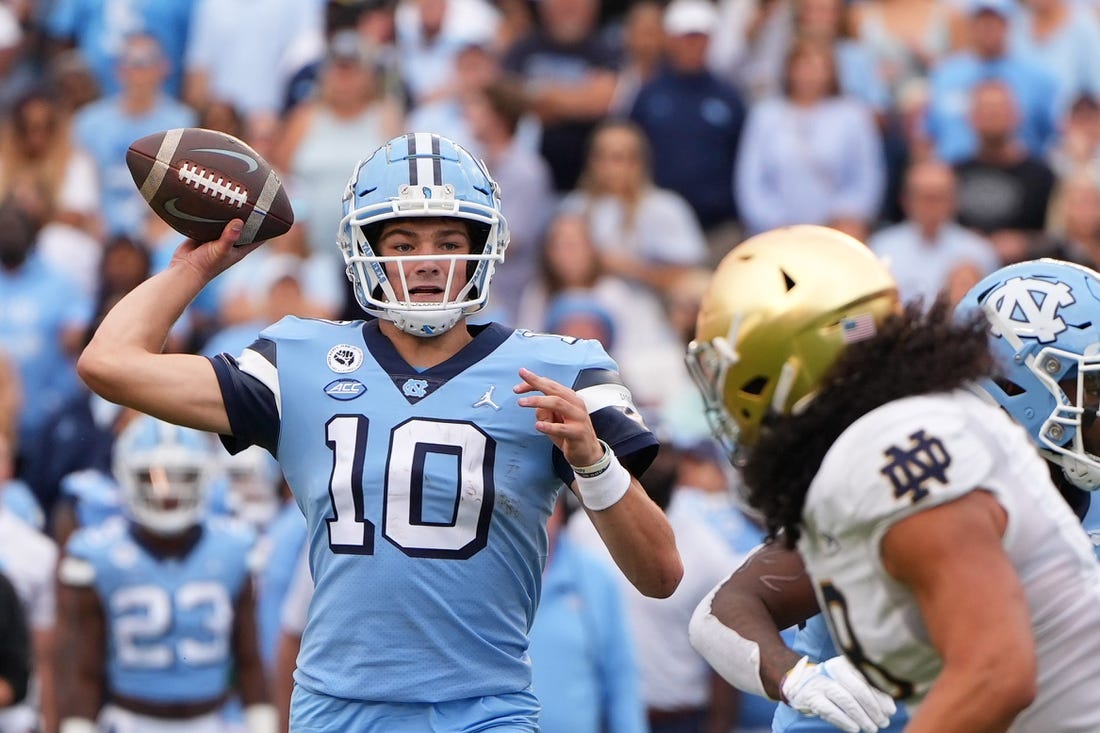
[338,133,509,336]
[113,416,217,534]
[958,258,1100,489]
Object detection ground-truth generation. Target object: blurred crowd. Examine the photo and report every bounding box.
[3,0,1100,730]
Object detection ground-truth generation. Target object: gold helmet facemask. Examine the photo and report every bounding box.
[686,226,900,465]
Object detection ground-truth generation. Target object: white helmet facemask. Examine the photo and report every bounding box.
[338,133,509,338]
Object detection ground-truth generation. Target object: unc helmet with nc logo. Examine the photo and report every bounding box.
[113,416,217,535]
[959,259,1100,490]
[338,133,509,337]
[686,225,899,465]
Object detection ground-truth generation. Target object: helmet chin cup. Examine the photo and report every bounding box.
[391,304,465,337]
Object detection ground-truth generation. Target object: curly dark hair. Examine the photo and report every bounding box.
[742,299,995,547]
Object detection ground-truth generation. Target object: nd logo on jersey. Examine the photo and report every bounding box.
[880,430,952,504]
[986,276,1075,343]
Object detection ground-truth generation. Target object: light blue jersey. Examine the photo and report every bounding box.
[773,616,908,732]
[64,518,255,704]
[255,499,309,673]
[209,319,657,705]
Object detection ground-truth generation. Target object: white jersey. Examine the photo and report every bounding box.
[798,390,1100,732]
[0,507,59,733]
[0,507,58,629]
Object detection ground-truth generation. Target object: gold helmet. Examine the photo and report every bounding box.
[686,225,899,464]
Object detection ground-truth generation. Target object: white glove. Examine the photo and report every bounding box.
[780,655,898,733]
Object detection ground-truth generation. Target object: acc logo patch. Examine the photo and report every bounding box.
[327,344,363,373]
[324,379,367,401]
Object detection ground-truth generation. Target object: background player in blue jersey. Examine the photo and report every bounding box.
[56,416,272,733]
[688,256,1100,733]
[77,132,682,732]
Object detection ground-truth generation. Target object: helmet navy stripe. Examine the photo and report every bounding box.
[431,134,443,185]
[405,132,418,184]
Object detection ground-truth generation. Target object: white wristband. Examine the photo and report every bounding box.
[60,719,97,733]
[573,447,631,511]
[245,703,278,733]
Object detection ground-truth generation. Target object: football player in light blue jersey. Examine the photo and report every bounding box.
[77,132,682,733]
[689,257,1100,733]
[56,416,273,733]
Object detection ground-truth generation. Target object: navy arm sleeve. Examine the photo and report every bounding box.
[551,368,660,485]
[208,339,281,456]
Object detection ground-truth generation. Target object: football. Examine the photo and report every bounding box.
[126,127,294,246]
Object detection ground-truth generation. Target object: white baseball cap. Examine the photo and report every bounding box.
[663,0,718,36]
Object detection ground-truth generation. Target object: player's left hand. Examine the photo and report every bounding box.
[780,655,897,733]
[514,367,603,467]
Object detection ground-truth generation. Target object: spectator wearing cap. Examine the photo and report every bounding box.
[544,293,617,350]
[923,0,1059,163]
[45,0,193,98]
[629,0,745,263]
[272,29,403,269]
[71,33,195,239]
[1010,0,1100,115]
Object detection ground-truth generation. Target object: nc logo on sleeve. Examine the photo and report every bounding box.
[986,277,1074,343]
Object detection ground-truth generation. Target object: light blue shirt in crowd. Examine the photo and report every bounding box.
[528,534,647,733]
[736,96,885,235]
[46,0,194,97]
[72,94,196,237]
[869,221,1000,307]
[1010,5,1100,113]
[924,53,1059,163]
[0,253,92,445]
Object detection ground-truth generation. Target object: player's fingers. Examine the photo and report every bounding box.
[517,368,577,402]
[220,219,244,248]
[810,700,862,733]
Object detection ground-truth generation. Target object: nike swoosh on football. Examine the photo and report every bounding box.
[164,198,230,223]
[188,147,259,173]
